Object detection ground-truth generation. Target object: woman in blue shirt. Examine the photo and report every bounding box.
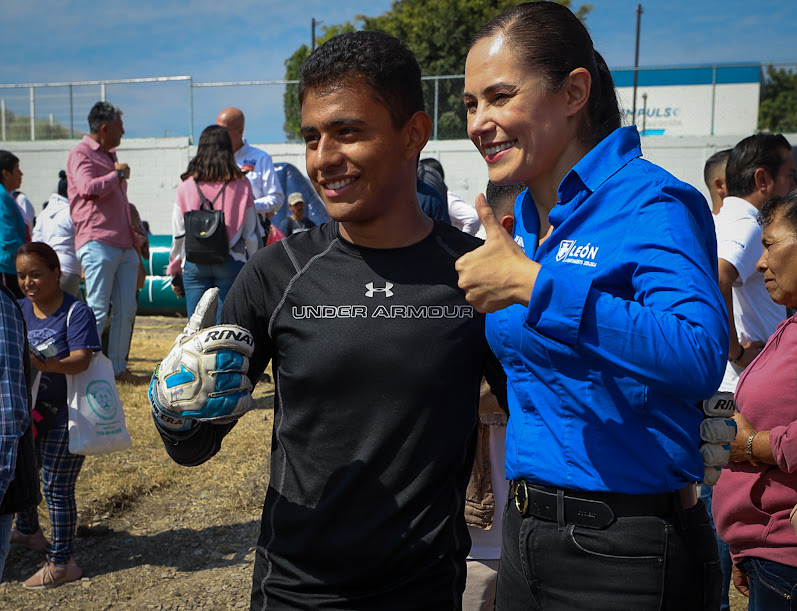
[13,242,101,589]
[457,3,728,609]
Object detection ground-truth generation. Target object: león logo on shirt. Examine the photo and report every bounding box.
[555,239,599,267]
[365,282,394,298]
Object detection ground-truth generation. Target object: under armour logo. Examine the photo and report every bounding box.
[365,282,394,298]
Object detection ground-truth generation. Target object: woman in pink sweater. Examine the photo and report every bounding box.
[168,125,259,320]
[713,190,797,610]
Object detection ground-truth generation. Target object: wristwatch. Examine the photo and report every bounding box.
[116,169,125,181]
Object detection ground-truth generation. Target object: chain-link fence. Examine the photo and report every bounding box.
[1,63,794,144]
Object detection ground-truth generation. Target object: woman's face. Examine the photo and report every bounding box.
[16,253,61,305]
[463,34,572,188]
[2,162,23,192]
[757,210,797,308]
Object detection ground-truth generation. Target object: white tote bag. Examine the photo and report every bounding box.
[65,304,132,455]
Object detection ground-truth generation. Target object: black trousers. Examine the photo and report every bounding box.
[496,492,721,610]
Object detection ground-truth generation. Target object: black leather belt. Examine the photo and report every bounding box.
[511,480,680,530]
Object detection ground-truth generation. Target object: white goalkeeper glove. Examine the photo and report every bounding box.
[148,288,256,433]
[700,392,737,486]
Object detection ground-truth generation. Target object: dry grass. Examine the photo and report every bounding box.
[1,315,275,608]
[1,315,751,609]
[75,316,275,528]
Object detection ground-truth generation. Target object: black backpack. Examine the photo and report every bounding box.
[183,180,230,265]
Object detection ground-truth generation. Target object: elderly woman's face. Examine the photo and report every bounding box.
[757,210,797,308]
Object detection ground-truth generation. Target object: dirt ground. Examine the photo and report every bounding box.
[0,316,749,610]
[0,316,274,610]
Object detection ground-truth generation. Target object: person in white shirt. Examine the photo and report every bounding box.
[30,171,82,299]
[13,190,35,237]
[216,107,284,231]
[715,133,795,391]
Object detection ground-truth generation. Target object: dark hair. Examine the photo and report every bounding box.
[726,133,792,197]
[16,242,61,273]
[57,169,68,198]
[420,158,445,181]
[181,125,245,182]
[299,31,425,129]
[470,1,621,146]
[759,189,797,233]
[0,150,20,184]
[88,101,123,134]
[703,149,731,187]
[485,181,525,219]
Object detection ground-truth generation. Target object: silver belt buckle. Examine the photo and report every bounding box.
[513,480,529,515]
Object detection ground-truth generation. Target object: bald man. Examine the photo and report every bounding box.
[216,107,284,224]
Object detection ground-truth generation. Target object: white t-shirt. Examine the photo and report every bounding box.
[714,196,787,391]
[31,193,81,275]
[447,191,480,236]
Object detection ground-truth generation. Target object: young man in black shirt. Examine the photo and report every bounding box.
[150,31,503,610]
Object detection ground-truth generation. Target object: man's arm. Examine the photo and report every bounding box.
[252,155,284,217]
[66,146,124,200]
[718,258,760,369]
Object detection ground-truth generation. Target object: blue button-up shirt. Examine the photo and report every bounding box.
[486,126,728,494]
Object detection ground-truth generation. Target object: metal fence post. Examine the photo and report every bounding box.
[69,84,74,138]
[433,77,439,141]
[710,65,717,137]
[188,77,194,145]
[29,87,35,141]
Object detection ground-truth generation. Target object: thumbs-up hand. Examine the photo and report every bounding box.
[455,193,540,313]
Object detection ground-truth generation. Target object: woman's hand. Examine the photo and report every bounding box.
[171,274,185,298]
[30,350,94,375]
[732,564,749,597]
[729,411,775,465]
[733,340,766,369]
[30,353,54,373]
[729,412,755,462]
[455,194,539,313]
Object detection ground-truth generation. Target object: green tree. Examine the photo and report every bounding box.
[0,109,74,141]
[283,1,591,141]
[758,65,797,133]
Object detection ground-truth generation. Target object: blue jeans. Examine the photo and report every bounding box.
[700,484,732,611]
[0,513,11,581]
[183,257,244,323]
[739,557,797,611]
[496,492,721,610]
[77,241,140,375]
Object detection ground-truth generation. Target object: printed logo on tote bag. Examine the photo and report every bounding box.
[86,380,120,420]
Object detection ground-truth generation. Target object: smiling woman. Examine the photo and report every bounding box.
[13,242,101,589]
[455,2,729,609]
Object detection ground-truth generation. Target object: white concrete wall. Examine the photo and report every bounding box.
[7,133,797,236]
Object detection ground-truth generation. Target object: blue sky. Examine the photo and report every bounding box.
[1,0,794,143]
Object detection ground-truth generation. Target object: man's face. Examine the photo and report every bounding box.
[290,202,305,220]
[3,162,22,192]
[300,81,410,226]
[217,115,244,151]
[768,148,797,198]
[102,115,125,151]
